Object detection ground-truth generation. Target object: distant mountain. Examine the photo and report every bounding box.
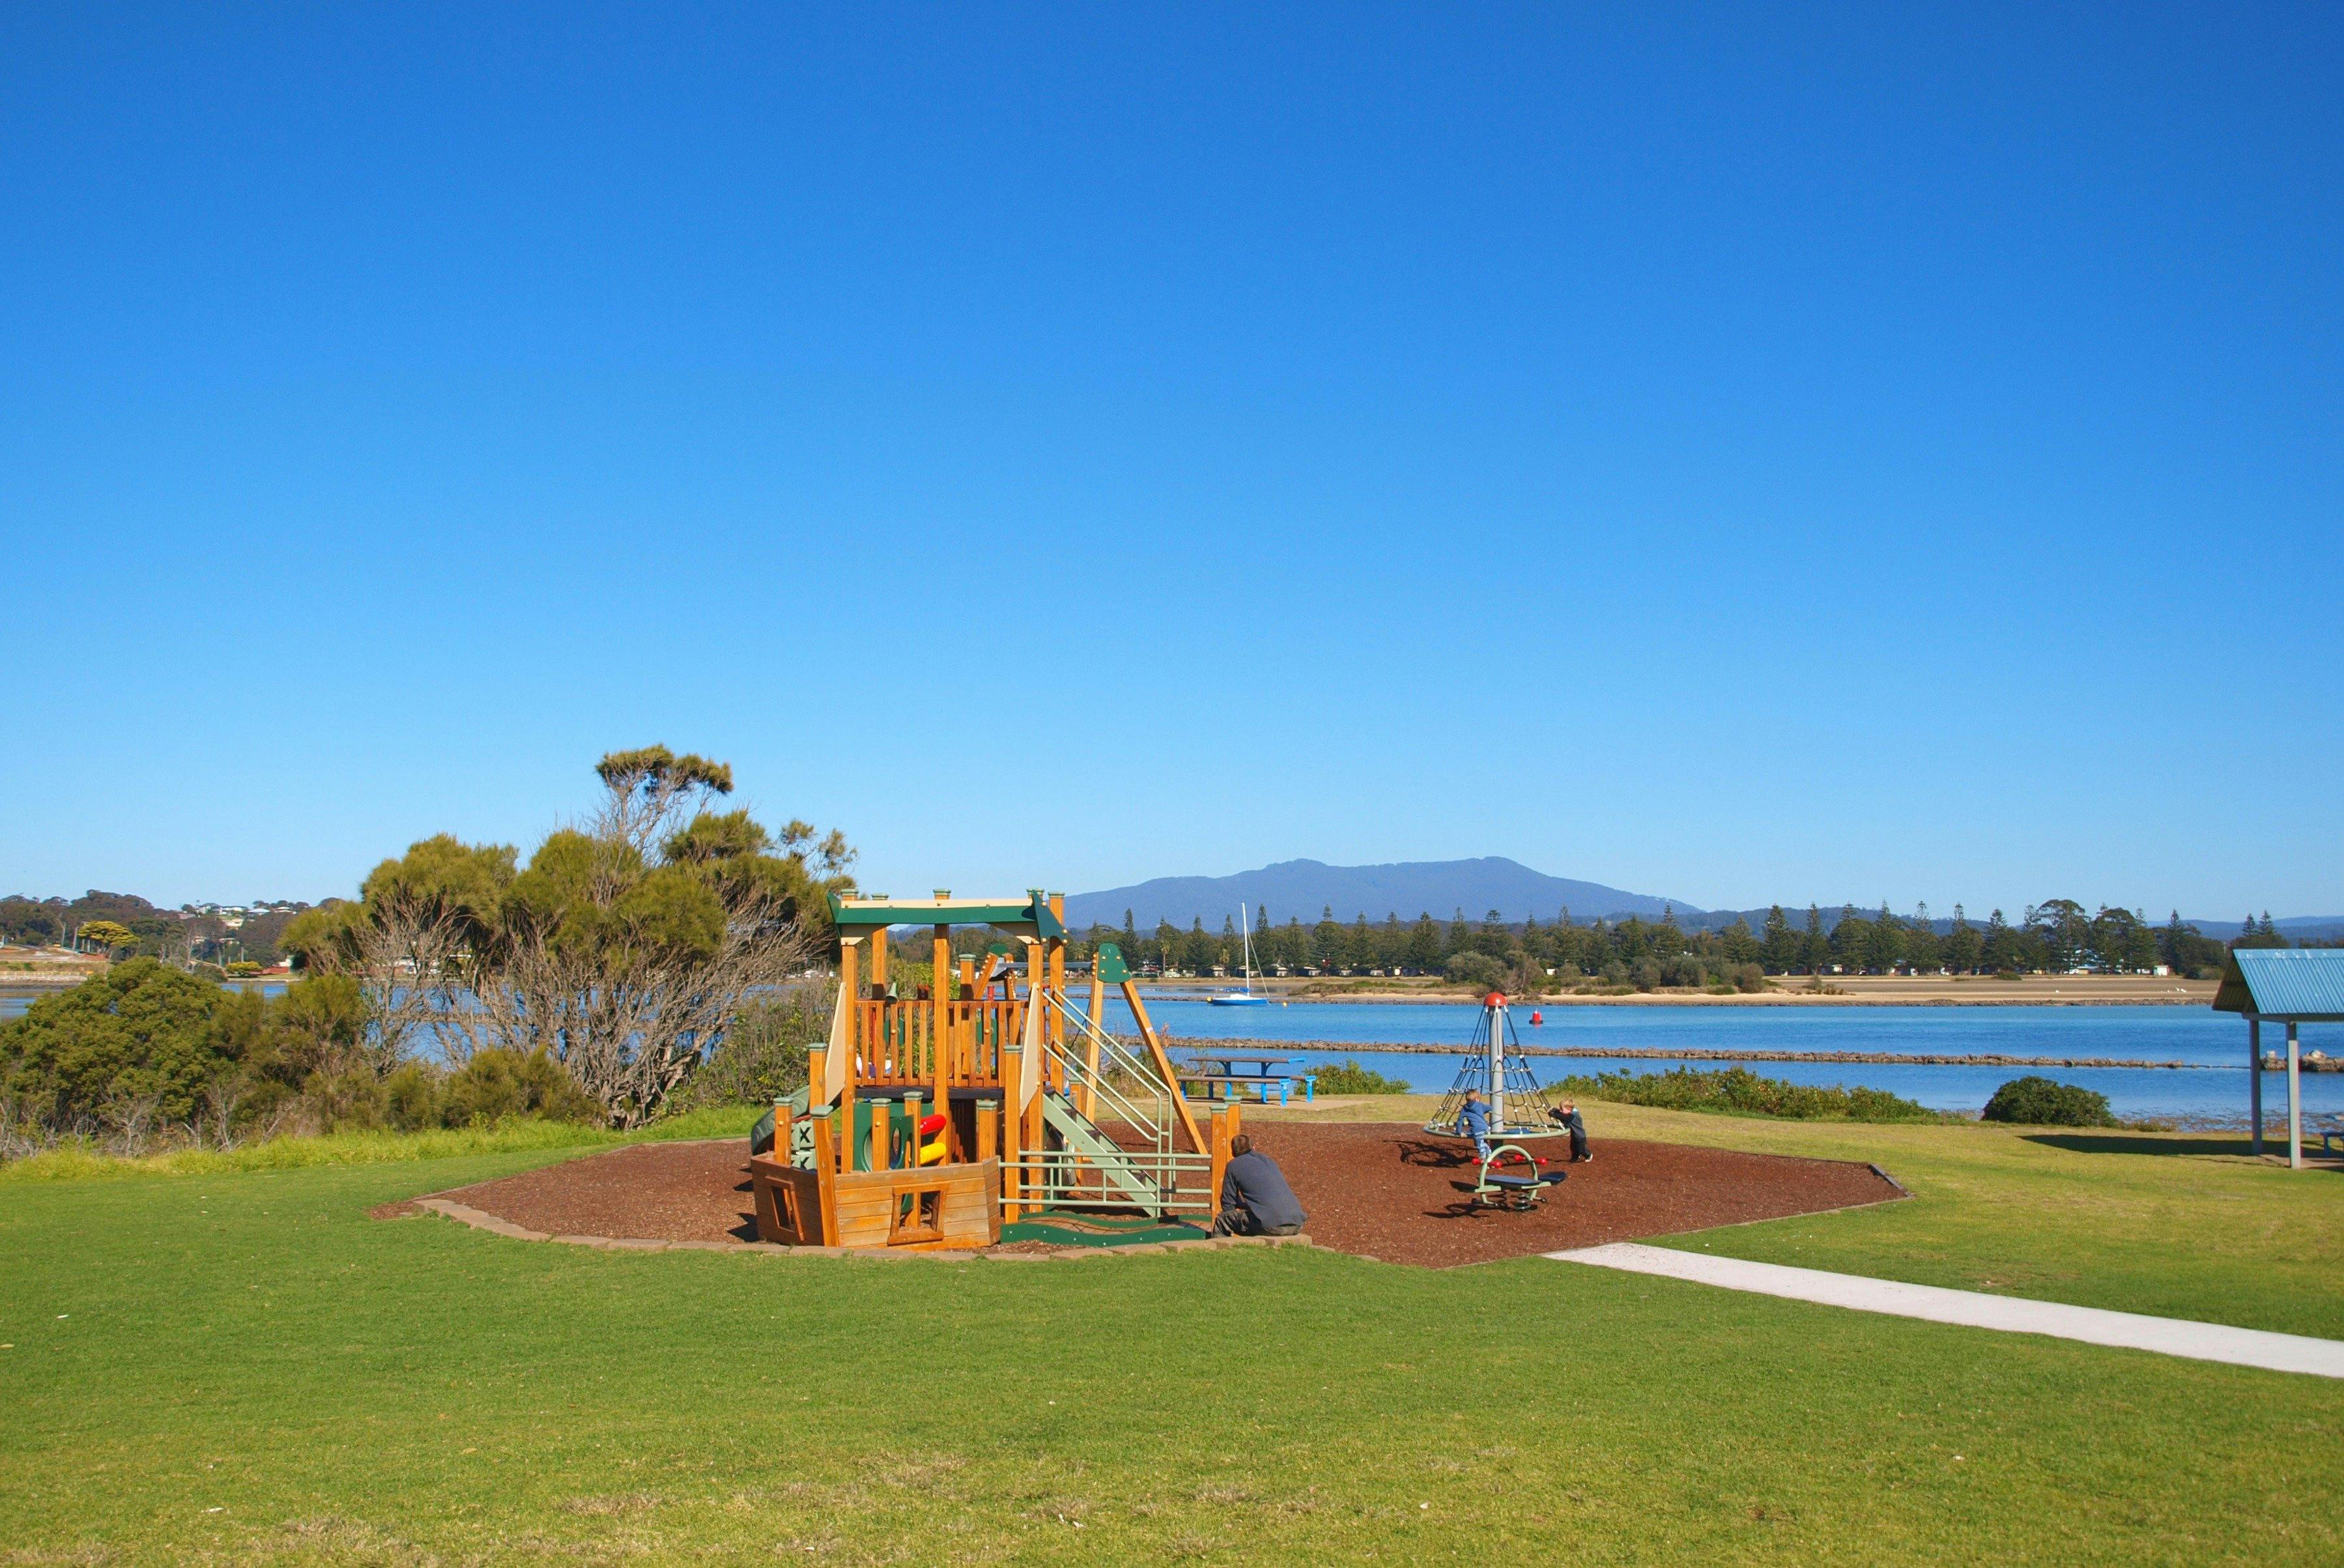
[1062,858,1694,932]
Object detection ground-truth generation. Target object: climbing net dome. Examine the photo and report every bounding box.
[1424,992,1568,1139]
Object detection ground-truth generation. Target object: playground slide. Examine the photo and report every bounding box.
[748,1087,814,1159]
[1040,1090,1166,1215]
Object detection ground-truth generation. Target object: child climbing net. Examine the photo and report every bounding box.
[1425,991,1571,1151]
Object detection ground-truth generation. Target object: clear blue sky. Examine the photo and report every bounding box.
[4,4,2338,920]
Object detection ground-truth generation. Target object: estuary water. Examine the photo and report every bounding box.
[6,986,2332,1126]
[1104,998,2340,1126]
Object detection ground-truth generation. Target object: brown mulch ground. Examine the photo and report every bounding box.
[1246,1122,1901,1268]
[397,1124,1902,1268]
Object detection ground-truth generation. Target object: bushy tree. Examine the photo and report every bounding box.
[0,959,248,1130]
[287,748,853,1126]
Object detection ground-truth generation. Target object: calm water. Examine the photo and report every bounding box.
[1108,998,2343,1126]
[6,986,2333,1126]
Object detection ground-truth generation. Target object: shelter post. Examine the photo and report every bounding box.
[2288,1021,2302,1171]
[2250,1017,2263,1155]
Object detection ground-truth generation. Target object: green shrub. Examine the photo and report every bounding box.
[442,1049,604,1127]
[0,959,250,1128]
[382,1063,444,1131]
[1554,1066,1943,1122]
[1981,1075,2116,1127]
[664,986,827,1117]
[1311,1059,1412,1095]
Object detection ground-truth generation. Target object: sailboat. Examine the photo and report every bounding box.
[1209,903,1272,1005]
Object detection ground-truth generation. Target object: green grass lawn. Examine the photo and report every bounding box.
[2,1107,2340,1565]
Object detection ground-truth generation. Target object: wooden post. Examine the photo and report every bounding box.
[806,1048,827,1113]
[905,1090,922,1171]
[1048,893,1066,1062]
[775,1096,794,1167]
[1121,977,1207,1154]
[2288,1021,2303,1171]
[2250,1017,2265,1155]
[1208,1105,1229,1222]
[1002,1049,1023,1220]
[868,926,888,991]
[1082,963,1105,1120]
[977,1097,999,1163]
[811,1110,839,1242]
[932,919,950,1071]
[826,940,859,1107]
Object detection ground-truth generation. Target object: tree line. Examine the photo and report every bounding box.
[1056,897,2275,990]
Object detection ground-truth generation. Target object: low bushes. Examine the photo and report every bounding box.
[1555,1065,1943,1122]
[662,986,827,1116]
[0,960,616,1160]
[1982,1075,2117,1127]
[314,1049,605,1134]
[1311,1059,1412,1095]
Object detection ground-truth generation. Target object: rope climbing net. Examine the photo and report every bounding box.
[1424,992,1569,1140]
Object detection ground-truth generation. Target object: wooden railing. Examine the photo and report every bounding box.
[851,999,1029,1087]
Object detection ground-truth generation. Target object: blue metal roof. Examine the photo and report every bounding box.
[2211,948,2344,1019]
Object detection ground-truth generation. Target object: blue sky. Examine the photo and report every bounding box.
[3,3,2338,919]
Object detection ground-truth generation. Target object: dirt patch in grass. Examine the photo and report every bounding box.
[401,1124,1900,1267]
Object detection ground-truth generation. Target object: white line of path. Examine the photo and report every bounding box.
[1547,1243,2344,1380]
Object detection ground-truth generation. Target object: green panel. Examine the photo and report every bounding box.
[1094,942,1133,984]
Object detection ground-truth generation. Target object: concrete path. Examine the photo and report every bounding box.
[1547,1242,2344,1380]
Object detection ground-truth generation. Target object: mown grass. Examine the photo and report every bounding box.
[1,1104,2338,1564]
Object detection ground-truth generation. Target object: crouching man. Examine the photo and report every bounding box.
[1215,1133,1307,1236]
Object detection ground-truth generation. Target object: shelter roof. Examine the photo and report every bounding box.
[828,891,1065,939]
[2212,948,2344,1021]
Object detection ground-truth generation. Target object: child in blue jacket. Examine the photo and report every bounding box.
[1456,1090,1491,1164]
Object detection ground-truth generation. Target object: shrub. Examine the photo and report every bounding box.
[1442,952,1508,991]
[1981,1076,2116,1127]
[1554,1066,1942,1122]
[224,961,263,978]
[382,1063,445,1131]
[0,959,247,1130]
[1657,954,1706,988]
[664,986,827,1116]
[1726,963,1768,993]
[1311,1059,1412,1095]
[443,1049,604,1127]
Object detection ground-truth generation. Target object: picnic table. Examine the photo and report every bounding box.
[1174,1052,1315,1105]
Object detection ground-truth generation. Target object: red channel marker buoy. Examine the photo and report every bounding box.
[1530,1010,1543,1025]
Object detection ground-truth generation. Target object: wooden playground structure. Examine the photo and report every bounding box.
[749,891,1250,1251]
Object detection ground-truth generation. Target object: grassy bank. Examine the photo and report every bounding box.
[0,1105,760,1183]
[1,1104,2339,1563]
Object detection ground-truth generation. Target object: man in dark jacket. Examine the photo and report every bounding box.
[1216,1134,1307,1236]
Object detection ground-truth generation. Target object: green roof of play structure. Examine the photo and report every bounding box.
[828,891,1066,939]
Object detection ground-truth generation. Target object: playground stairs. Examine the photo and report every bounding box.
[1040,1088,1167,1212]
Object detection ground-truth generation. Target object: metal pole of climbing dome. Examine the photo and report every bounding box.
[1489,992,1506,1131]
